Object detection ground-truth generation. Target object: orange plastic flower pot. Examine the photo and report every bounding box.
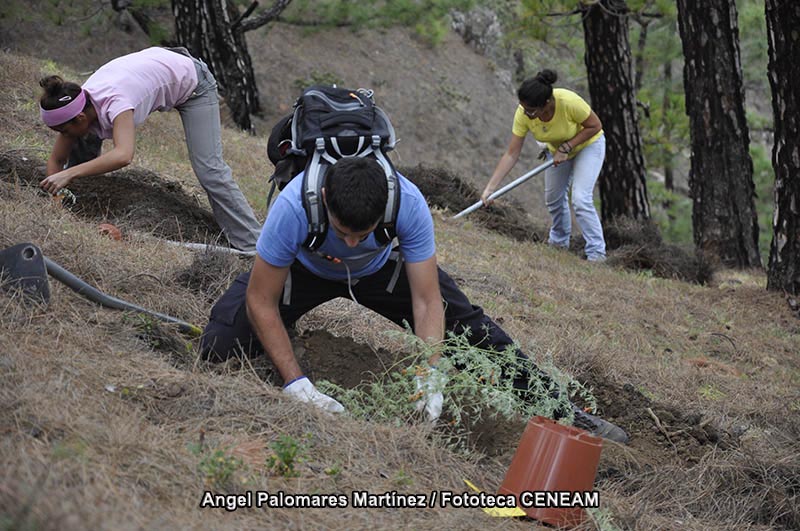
[498,416,603,528]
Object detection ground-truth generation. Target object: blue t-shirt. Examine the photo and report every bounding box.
[256,172,435,281]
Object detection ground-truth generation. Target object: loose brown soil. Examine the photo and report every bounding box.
[174,249,251,304]
[0,151,221,243]
[219,325,738,478]
[0,150,713,284]
[196,320,740,487]
[294,329,395,389]
[1,151,538,249]
[603,217,715,284]
[403,163,714,283]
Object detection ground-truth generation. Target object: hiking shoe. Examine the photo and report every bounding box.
[571,405,629,444]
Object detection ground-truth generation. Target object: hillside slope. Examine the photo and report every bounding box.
[1,9,799,530]
[248,24,529,194]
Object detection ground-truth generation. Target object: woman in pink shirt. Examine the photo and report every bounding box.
[38,47,261,252]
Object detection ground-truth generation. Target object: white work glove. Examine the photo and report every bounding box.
[283,376,345,414]
[413,366,447,423]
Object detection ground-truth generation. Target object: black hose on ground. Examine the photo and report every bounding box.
[43,256,203,337]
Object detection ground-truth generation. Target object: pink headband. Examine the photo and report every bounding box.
[40,89,87,127]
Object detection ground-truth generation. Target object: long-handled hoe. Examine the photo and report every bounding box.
[451,159,554,220]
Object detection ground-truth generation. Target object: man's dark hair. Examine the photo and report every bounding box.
[517,69,557,108]
[324,157,388,231]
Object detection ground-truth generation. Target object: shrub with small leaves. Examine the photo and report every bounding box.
[317,329,595,430]
[324,463,342,479]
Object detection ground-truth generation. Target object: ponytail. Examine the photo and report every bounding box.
[39,75,92,127]
[517,69,558,107]
[38,75,83,111]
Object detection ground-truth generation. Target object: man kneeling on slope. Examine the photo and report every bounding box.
[200,157,628,443]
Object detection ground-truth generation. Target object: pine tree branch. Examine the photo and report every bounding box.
[231,1,259,30]
[273,16,354,28]
[237,0,293,33]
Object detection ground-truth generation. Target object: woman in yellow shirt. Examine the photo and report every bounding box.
[482,69,607,261]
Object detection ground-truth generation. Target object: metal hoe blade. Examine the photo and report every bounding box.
[0,243,51,304]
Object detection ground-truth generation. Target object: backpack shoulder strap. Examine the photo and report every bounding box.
[373,149,400,245]
[301,149,329,251]
[299,98,401,252]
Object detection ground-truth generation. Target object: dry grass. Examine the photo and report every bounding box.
[3,51,800,530]
[0,184,517,531]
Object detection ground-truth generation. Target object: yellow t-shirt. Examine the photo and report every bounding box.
[512,88,602,158]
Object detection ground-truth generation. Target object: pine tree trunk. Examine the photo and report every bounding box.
[581,0,650,222]
[765,0,800,294]
[676,0,761,267]
[634,20,649,93]
[663,61,674,192]
[172,0,260,132]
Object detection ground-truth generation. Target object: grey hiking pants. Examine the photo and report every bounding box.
[177,57,261,252]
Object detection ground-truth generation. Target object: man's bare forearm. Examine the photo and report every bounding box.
[413,297,445,366]
[246,299,302,382]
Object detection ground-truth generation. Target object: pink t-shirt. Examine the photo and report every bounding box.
[83,47,199,139]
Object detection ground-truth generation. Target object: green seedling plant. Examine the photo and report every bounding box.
[266,433,311,478]
[54,188,77,206]
[200,449,243,488]
[699,383,725,401]
[188,440,244,489]
[52,438,88,462]
[317,328,596,432]
[123,313,193,356]
[393,468,414,487]
[197,448,244,488]
[323,463,342,479]
[128,313,161,347]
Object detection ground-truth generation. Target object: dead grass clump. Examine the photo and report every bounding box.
[604,217,716,284]
[0,307,514,530]
[0,52,54,153]
[610,441,800,530]
[174,249,250,304]
[400,163,546,242]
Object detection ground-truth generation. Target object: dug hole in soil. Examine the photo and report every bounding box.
[296,330,736,483]
[0,152,221,243]
[0,152,541,245]
[2,150,731,481]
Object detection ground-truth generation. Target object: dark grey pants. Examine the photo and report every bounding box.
[177,57,261,252]
[201,259,541,391]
